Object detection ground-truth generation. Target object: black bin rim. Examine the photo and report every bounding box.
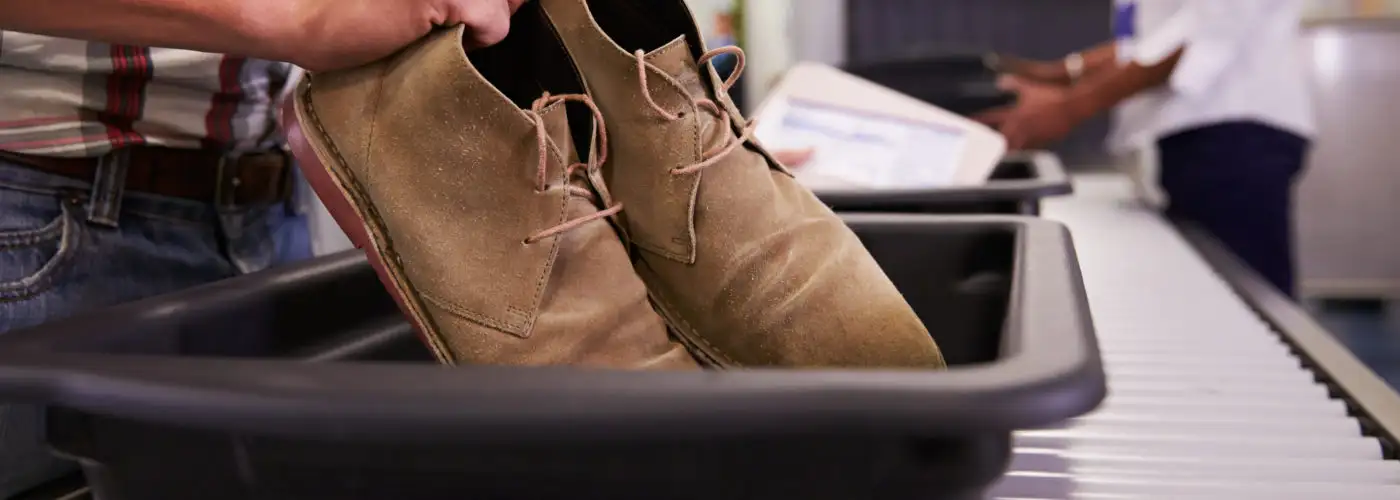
[813,151,1072,207]
[0,215,1104,444]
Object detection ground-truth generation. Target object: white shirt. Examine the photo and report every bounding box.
[1108,0,1316,154]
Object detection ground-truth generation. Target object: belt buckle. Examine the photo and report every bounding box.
[215,149,295,208]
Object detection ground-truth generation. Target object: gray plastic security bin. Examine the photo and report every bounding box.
[0,214,1104,500]
[844,51,1014,117]
[815,151,1073,216]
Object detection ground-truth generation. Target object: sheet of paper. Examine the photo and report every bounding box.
[755,97,969,190]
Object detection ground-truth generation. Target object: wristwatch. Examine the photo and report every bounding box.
[1064,52,1086,83]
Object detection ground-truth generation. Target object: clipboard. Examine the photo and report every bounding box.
[754,63,1006,190]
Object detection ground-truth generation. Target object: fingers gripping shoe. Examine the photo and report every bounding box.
[290,20,698,369]
[538,0,946,368]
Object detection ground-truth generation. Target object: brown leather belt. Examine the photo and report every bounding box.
[0,146,293,206]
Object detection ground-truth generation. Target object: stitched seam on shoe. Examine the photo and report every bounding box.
[672,40,706,264]
[684,101,702,263]
[362,63,388,182]
[389,105,577,336]
[514,135,567,337]
[302,81,457,363]
[651,290,738,367]
[635,239,692,263]
[641,266,740,368]
[517,104,575,336]
[419,290,534,336]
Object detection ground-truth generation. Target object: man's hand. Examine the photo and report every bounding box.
[288,0,530,71]
[0,0,528,72]
[988,54,1071,86]
[772,148,815,168]
[974,76,1084,151]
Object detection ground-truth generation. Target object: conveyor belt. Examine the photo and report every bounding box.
[989,175,1400,499]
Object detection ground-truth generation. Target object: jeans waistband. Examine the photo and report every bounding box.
[0,158,221,225]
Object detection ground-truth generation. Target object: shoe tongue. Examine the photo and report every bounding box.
[643,35,731,151]
[643,35,714,102]
[534,100,580,166]
[536,101,601,203]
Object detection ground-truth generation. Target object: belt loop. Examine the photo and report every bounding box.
[86,148,130,228]
[214,153,238,209]
[277,145,297,215]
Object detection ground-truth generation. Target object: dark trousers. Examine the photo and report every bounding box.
[1158,121,1310,298]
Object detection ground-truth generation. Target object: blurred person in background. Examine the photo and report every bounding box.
[0,0,523,496]
[976,0,1315,299]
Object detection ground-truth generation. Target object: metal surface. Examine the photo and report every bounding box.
[843,0,1108,63]
[990,174,1400,498]
[1297,19,1400,299]
[1181,223,1400,458]
[814,151,1072,216]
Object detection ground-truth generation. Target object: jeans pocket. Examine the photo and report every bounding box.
[0,194,82,303]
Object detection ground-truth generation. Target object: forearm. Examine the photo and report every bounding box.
[0,0,299,61]
[1016,41,1118,86]
[1064,47,1184,122]
[1076,41,1120,79]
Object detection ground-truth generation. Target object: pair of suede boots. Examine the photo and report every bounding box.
[289,0,945,370]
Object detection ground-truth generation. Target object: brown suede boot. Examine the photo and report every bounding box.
[289,16,698,369]
[537,0,946,369]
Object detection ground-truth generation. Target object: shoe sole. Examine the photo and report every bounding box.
[285,80,456,364]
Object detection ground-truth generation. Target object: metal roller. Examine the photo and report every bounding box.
[996,471,1400,499]
[1106,380,1332,398]
[1016,431,1383,460]
[1065,413,1361,436]
[1010,448,1400,483]
[989,176,1400,499]
[1103,369,1317,384]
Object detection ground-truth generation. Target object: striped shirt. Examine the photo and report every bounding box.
[0,32,297,158]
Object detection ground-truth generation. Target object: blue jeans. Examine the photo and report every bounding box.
[0,155,312,498]
[1159,121,1309,298]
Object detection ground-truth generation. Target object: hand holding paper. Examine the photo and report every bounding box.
[974,76,1081,150]
[753,63,1006,191]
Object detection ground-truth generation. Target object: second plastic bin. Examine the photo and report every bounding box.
[814,151,1073,216]
[844,51,1015,117]
[0,215,1104,500]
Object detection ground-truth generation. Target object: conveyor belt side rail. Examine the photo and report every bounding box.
[1177,222,1400,459]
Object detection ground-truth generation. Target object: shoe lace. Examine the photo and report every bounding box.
[523,92,622,244]
[633,45,759,176]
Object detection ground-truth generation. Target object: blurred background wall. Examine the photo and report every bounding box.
[840,0,1112,167]
[1296,10,1400,300]
[1307,0,1400,18]
[680,0,1400,301]
[685,0,1115,166]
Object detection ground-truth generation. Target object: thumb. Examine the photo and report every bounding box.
[1000,121,1028,151]
[455,1,515,49]
[773,148,816,168]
